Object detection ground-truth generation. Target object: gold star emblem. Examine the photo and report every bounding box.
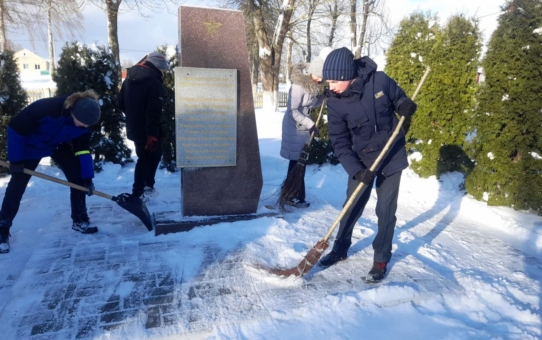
[203,18,222,36]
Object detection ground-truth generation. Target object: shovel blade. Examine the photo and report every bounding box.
[114,193,154,231]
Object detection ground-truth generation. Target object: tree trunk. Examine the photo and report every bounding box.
[306,17,311,62]
[328,0,339,46]
[355,0,371,58]
[47,1,55,76]
[250,0,296,111]
[286,34,293,81]
[0,0,6,53]
[306,0,316,62]
[105,0,122,80]
[349,0,356,52]
[251,43,259,95]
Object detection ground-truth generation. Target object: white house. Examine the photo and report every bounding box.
[14,49,50,77]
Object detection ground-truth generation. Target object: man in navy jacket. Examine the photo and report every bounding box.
[318,48,417,281]
[0,90,102,254]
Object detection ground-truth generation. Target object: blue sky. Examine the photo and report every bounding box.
[11,0,501,64]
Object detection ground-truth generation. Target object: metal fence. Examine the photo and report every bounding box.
[26,88,55,103]
[253,91,288,109]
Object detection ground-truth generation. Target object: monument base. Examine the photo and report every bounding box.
[153,211,282,236]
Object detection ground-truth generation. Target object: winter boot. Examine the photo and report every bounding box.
[318,251,347,268]
[366,262,387,282]
[0,228,10,254]
[72,221,98,234]
[285,199,310,208]
[143,186,159,199]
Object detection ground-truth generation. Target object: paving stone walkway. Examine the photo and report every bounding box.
[0,203,459,339]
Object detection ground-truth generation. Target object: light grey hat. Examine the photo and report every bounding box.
[145,51,169,71]
[306,47,333,78]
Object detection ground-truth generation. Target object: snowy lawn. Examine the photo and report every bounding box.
[0,108,540,339]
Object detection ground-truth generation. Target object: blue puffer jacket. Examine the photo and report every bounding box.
[7,94,95,179]
[326,56,409,178]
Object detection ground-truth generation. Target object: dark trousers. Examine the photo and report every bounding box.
[332,171,402,263]
[0,143,89,229]
[132,138,162,197]
[287,160,306,202]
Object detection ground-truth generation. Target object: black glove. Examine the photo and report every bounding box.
[309,125,320,137]
[9,161,24,174]
[82,179,95,196]
[355,169,375,185]
[397,98,417,119]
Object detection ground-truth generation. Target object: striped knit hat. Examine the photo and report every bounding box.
[322,47,357,81]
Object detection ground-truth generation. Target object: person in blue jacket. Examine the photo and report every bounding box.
[318,48,417,282]
[0,90,102,254]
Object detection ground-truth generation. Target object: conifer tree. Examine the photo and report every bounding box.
[157,45,179,172]
[0,50,28,176]
[54,42,131,171]
[385,11,437,99]
[308,106,339,165]
[407,14,481,178]
[466,0,542,214]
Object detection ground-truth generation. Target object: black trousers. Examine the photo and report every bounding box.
[132,138,162,197]
[0,143,89,228]
[332,171,402,263]
[287,160,306,202]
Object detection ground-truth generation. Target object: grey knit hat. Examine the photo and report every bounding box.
[146,51,169,71]
[306,47,333,78]
[73,98,101,126]
[323,47,357,81]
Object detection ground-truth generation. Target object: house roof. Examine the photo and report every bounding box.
[14,48,48,62]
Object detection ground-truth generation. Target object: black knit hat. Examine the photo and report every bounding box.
[72,98,101,126]
[323,47,357,81]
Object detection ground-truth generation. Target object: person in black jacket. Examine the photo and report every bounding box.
[0,90,102,254]
[119,51,168,201]
[318,48,417,282]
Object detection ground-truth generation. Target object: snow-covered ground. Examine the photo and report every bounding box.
[19,74,57,90]
[0,108,541,339]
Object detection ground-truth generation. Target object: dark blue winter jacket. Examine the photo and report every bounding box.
[326,57,409,178]
[7,94,95,179]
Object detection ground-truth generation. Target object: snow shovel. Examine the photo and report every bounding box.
[0,160,154,231]
[277,100,326,211]
[264,67,431,277]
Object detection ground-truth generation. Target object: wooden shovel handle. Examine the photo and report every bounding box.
[0,159,113,200]
[322,67,431,242]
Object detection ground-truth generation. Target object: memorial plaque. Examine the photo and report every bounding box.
[178,6,263,216]
[175,67,237,167]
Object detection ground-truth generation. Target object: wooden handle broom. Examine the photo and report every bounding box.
[277,100,326,211]
[264,67,431,277]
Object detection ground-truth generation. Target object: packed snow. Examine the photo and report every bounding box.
[0,108,540,339]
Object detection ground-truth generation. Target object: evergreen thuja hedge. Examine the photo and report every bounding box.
[406,14,481,178]
[54,42,131,171]
[385,11,437,135]
[308,105,339,165]
[466,0,542,214]
[0,50,28,176]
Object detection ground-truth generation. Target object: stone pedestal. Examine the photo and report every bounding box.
[178,6,263,216]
